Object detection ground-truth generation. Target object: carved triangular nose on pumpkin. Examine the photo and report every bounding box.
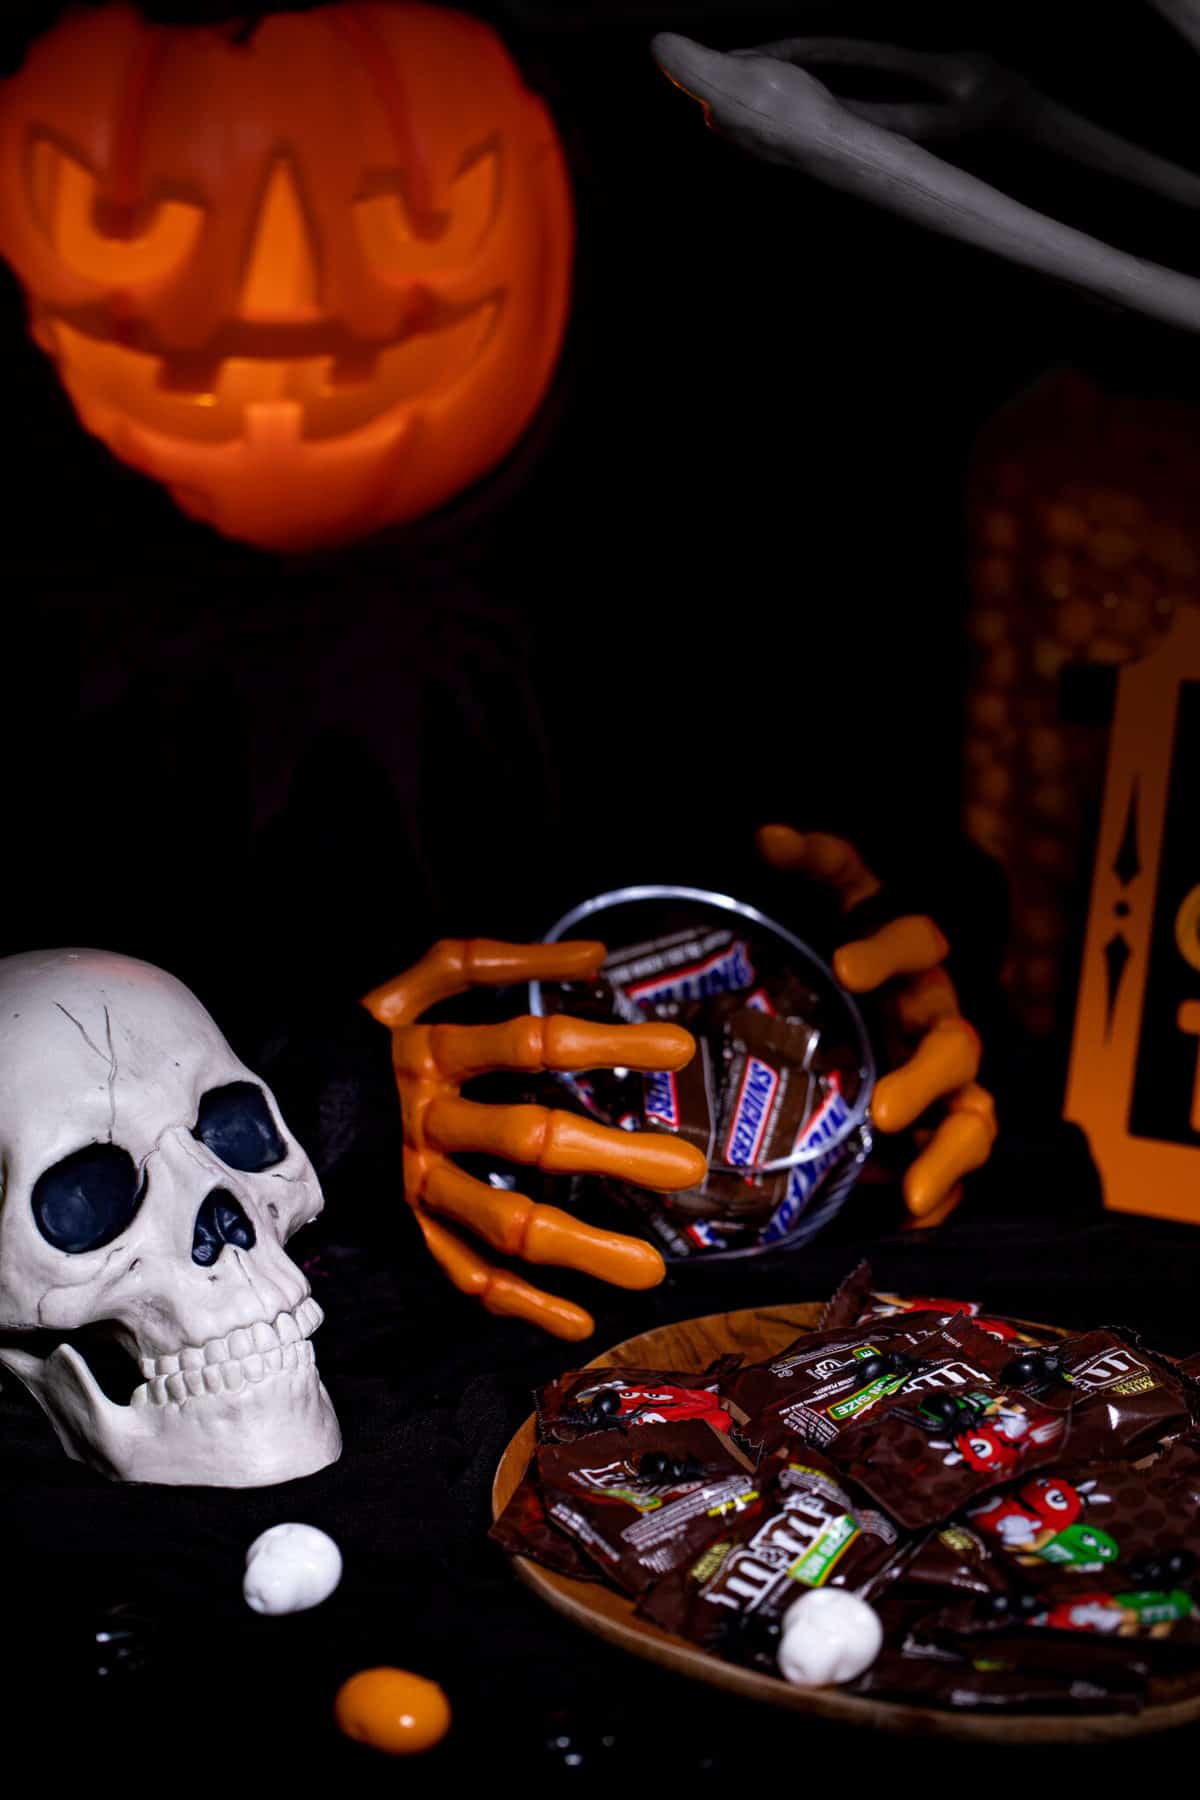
[237,158,320,321]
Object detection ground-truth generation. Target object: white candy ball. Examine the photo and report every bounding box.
[777,1588,883,1687]
[243,1522,343,1616]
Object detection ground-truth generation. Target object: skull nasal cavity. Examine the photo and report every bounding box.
[192,1189,256,1267]
[238,158,319,321]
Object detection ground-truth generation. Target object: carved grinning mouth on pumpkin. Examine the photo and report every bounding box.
[39,297,504,443]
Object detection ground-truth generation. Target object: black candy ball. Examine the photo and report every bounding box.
[639,1451,675,1482]
[91,1604,155,1679]
[922,1393,964,1424]
[1005,1349,1067,1388]
[591,1389,621,1417]
[719,1609,782,1670]
[541,1716,620,1772]
[858,1355,889,1382]
[988,1590,1042,1618]
[1167,1549,1198,1581]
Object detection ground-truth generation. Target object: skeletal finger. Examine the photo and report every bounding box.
[363,937,606,1028]
[756,824,882,910]
[904,1184,964,1231]
[903,1100,995,1216]
[834,915,950,993]
[422,1159,665,1289]
[418,1017,695,1085]
[424,1097,706,1191]
[948,1082,998,1132]
[871,1018,981,1133]
[414,1209,594,1341]
[894,966,961,1034]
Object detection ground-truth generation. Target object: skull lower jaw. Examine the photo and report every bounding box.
[5,1339,342,1487]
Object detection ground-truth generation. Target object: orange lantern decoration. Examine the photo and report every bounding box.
[964,372,1200,1036]
[0,2,573,551]
[1066,605,1200,1225]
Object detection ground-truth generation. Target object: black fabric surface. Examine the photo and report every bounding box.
[2,1016,1197,1784]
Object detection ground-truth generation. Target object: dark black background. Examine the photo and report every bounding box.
[3,0,1200,1780]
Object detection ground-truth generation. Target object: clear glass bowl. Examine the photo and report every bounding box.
[530,885,876,1262]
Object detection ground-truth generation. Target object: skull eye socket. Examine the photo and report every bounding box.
[193,1082,286,1173]
[28,136,204,286]
[32,1143,146,1254]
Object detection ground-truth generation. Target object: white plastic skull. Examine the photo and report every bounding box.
[0,948,342,1487]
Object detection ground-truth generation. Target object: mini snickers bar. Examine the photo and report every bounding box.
[539,917,861,1254]
[705,1011,821,1223]
[640,1036,716,1160]
[760,1077,855,1244]
[723,1055,779,1168]
[604,926,756,1011]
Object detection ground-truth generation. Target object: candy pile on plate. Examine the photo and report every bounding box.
[491,1263,1200,1715]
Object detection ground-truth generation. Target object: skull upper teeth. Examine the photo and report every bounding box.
[132,1299,323,1405]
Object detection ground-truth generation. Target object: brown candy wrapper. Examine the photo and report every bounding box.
[871,1527,1159,1699]
[706,972,826,1030]
[702,1010,821,1224]
[961,1437,1200,1638]
[535,1358,745,1444]
[639,1034,717,1164]
[637,1449,906,1657]
[537,1420,758,1596]
[488,1471,602,1582]
[641,1006,826,1230]
[491,1263,1200,1717]
[541,927,865,1254]
[724,1314,957,1435]
[604,925,756,1013]
[1046,1329,1199,1463]
[821,1259,1064,1349]
[828,1316,1072,1529]
[847,1646,1146,1713]
[877,1520,1008,1625]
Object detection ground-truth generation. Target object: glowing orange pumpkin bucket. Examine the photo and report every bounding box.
[0,2,574,551]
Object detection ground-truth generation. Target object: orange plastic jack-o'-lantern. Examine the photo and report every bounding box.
[0,2,573,551]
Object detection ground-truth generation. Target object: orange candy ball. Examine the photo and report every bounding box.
[334,1667,452,1755]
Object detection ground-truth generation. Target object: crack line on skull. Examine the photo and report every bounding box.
[102,1007,118,1143]
[53,1002,119,1141]
[175,1134,222,1180]
[228,1247,289,1325]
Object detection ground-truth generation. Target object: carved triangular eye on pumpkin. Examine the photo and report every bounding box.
[28,138,204,286]
[0,2,574,552]
[353,144,501,274]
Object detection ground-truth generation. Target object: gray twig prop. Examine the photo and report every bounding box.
[652,30,1200,332]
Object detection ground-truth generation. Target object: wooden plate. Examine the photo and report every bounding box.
[492,1302,1200,1742]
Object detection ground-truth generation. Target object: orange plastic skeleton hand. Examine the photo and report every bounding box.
[362,940,705,1341]
[757,826,997,1226]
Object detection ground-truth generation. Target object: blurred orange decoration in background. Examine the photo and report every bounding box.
[965,370,1200,1037]
[0,1,573,551]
